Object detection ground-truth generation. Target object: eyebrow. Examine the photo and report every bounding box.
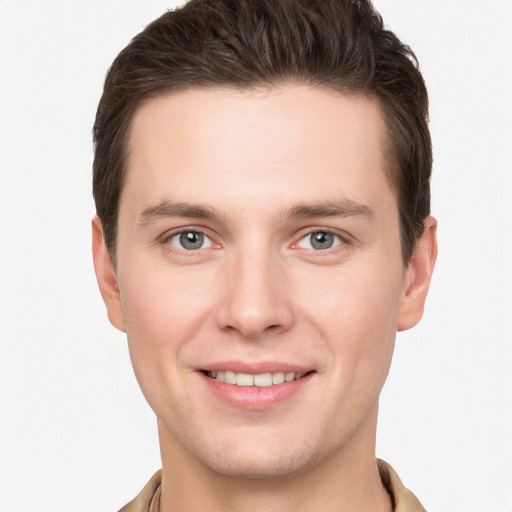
[138,201,218,223]
[138,198,374,224]
[284,200,374,220]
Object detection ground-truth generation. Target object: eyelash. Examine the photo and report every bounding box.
[293,228,348,252]
[161,227,350,254]
[164,228,218,252]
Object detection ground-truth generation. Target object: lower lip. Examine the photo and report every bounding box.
[200,372,314,410]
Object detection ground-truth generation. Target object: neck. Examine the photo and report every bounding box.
[157,406,392,512]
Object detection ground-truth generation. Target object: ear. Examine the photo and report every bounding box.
[92,216,126,332]
[397,216,438,331]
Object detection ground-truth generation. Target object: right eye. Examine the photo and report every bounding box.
[167,230,214,251]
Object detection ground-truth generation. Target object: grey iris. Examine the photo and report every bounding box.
[180,231,204,250]
[311,231,335,250]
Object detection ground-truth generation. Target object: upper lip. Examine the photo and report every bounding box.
[195,360,315,374]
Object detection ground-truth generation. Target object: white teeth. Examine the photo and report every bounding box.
[272,372,285,384]
[253,373,272,387]
[208,370,308,387]
[236,373,254,386]
[224,371,237,385]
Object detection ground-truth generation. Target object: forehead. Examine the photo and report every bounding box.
[123,85,394,215]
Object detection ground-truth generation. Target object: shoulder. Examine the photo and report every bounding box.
[118,470,162,512]
[378,460,426,512]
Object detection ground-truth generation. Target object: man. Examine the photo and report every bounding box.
[92,0,437,510]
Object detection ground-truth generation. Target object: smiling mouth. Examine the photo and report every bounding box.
[202,370,314,387]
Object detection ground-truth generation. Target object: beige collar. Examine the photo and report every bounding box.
[377,459,426,512]
[120,460,426,512]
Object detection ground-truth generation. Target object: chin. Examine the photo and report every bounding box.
[200,448,315,480]
[185,428,328,480]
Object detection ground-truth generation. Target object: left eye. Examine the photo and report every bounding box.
[296,231,343,251]
[167,231,214,251]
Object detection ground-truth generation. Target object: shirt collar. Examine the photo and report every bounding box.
[122,461,426,512]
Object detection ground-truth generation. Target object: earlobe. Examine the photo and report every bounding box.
[397,216,438,332]
[91,216,126,332]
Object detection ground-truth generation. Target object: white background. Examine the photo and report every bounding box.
[1,1,511,511]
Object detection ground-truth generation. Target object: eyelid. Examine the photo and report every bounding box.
[162,226,221,252]
[291,227,350,251]
[159,225,351,253]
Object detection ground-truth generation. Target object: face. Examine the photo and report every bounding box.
[93,85,436,479]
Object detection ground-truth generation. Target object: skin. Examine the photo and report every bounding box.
[93,85,437,512]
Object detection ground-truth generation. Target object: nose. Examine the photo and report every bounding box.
[215,248,294,340]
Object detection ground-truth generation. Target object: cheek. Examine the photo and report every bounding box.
[116,270,214,425]
[301,259,403,331]
[117,265,214,386]
[120,261,213,338]
[298,262,403,378]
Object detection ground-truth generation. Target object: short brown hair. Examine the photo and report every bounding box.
[93,0,431,262]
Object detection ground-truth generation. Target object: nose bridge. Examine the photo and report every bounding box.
[216,237,293,339]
